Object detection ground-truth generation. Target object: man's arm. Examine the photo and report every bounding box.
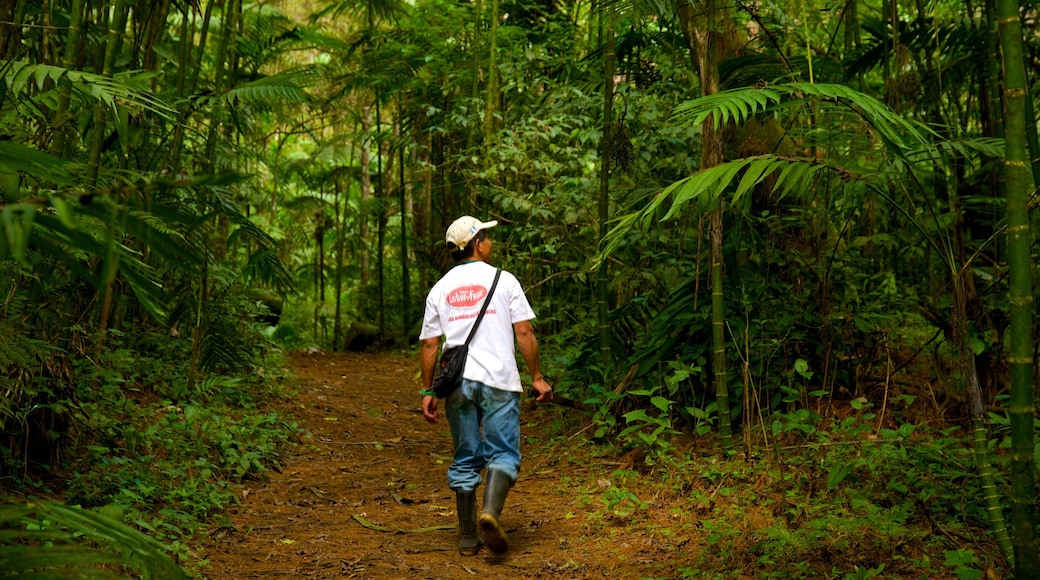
[420,337,441,422]
[514,320,552,402]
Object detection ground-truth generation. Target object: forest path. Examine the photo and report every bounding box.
[200,350,696,579]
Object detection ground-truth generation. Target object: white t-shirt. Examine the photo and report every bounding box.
[419,261,536,392]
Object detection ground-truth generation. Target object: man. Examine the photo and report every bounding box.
[419,215,553,556]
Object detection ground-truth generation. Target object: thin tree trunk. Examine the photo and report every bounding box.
[202,0,234,172]
[136,0,172,72]
[467,0,482,153]
[332,173,344,350]
[175,4,191,95]
[982,0,1003,140]
[2,0,27,60]
[89,0,130,354]
[169,0,213,171]
[49,0,85,157]
[86,0,130,185]
[844,0,859,54]
[954,270,1014,566]
[690,0,733,453]
[996,0,1039,572]
[398,101,411,337]
[597,9,614,371]
[333,132,357,351]
[189,0,221,95]
[484,0,500,156]
[41,0,53,65]
[360,106,372,294]
[375,98,386,333]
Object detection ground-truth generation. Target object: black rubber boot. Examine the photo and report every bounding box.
[478,469,512,554]
[456,490,480,555]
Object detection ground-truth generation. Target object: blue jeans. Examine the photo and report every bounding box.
[444,379,521,492]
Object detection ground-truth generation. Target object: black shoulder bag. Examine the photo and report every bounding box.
[430,269,502,398]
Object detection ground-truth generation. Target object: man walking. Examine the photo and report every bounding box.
[419,215,553,556]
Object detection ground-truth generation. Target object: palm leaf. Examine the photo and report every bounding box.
[312,0,409,24]
[598,154,848,260]
[0,501,187,579]
[242,246,296,295]
[209,69,315,108]
[671,82,937,157]
[0,60,174,118]
[0,142,78,189]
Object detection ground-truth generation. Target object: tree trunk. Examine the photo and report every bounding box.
[597,8,614,372]
[375,98,386,334]
[360,105,372,295]
[398,100,411,337]
[88,0,130,353]
[484,0,500,156]
[680,0,733,453]
[1,0,27,60]
[189,0,221,94]
[202,0,234,172]
[333,132,357,351]
[466,0,482,154]
[168,0,217,171]
[135,0,172,72]
[982,0,1003,140]
[86,0,130,185]
[49,0,85,157]
[996,0,1039,572]
[954,270,1014,566]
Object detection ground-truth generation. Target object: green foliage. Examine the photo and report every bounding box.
[0,500,188,579]
[599,485,647,520]
[651,417,991,578]
[0,59,174,118]
[1,322,299,558]
[618,387,681,456]
[0,0,1031,574]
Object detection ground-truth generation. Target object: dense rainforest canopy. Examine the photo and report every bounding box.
[2,0,1040,576]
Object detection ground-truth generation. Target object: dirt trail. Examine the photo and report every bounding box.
[201,351,694,579]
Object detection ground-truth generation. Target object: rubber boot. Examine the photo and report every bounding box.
[456,490,480,555]
[478,469,512,554]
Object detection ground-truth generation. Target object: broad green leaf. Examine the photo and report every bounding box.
[650,396,671,412]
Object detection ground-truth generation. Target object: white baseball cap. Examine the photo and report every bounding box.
[445,216,498,250]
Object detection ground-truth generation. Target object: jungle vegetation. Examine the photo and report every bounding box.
[1,0,1039,576]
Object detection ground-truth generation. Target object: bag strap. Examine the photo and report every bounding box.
[462,269,501,346]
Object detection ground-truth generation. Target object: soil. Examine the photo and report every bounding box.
[201,350,692,579]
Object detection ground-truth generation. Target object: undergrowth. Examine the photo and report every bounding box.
[1,328,301,571]
[535,397,1008,579]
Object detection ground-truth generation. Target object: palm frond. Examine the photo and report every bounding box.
[0,142,78,190]
[671,82,938,157]
[311,0,410,25]
[845,15,985,79]
[208,69,315,108]
[0,60,174,118]
[598,154,860,261]
[0,500,188,579]
[242,247,296,296]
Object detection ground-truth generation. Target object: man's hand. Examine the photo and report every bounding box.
[530,376,553,403]
[515,320,552,403]
[422,394,439,423]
